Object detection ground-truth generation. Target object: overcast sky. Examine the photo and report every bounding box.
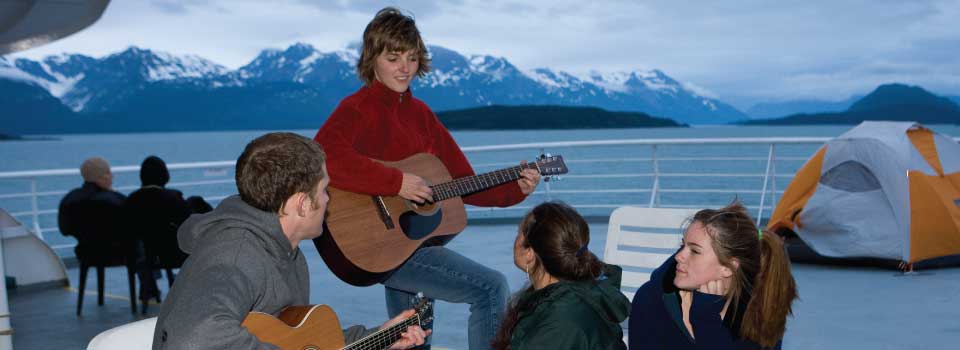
[9,0,960,109]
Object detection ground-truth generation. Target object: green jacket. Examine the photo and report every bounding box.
[509,264,630,350]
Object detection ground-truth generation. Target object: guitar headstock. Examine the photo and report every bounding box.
[412,292,434,330]
[533,154,568,177]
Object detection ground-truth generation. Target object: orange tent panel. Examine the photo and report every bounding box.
[907,128,944,175]
[767,147,826,232]
[908,171,960,263]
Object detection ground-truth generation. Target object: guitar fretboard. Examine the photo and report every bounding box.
[430,163,538,202]
[342,315,421,350]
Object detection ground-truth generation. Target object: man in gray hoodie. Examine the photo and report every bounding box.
[152,132,428,349]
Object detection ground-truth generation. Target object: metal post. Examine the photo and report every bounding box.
[771,150,778,215]
[30,179,42,240]
[757,144,776,225]
[648,145,659,208]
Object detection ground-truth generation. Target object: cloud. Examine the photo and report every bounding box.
[148,0,225,15]
[295,0,457,18]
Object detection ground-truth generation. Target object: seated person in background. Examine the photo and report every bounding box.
[492,202,630,350]
[58,157,131,262]
[186,195,213,214]
[629,202,798,350]
[124,155,192,303]
[153,132,427,350]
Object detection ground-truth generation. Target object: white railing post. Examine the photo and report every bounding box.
[648,145,660,208]
[757,144,776,225]
[30,179,43,240]
[771,151,778,216]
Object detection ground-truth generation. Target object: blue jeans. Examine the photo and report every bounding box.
[384,246,510,350]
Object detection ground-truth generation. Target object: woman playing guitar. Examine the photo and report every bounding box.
[313,7,540,350]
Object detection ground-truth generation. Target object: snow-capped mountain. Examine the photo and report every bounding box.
[1,43,748,134]
[2,46,229,112]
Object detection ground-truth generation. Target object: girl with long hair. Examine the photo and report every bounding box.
[629,202,799,349]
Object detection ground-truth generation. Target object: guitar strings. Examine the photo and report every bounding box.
[343,315,421,350]
[431,163,533,201]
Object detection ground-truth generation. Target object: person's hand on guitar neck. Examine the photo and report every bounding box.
[383,309,432,349]
[518,161,542,195]
[400,173,434,204]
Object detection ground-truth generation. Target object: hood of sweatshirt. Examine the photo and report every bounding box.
[519,263,631,325]
[178,195,296,260]
[569,264,632,324]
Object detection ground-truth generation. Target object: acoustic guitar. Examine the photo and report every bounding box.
[242,294,433,350]
[314,153,568,286]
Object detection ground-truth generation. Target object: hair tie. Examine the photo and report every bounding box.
[575,244,589,257]
[758,229,763,239]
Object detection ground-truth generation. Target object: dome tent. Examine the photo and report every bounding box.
[768,121,960,266]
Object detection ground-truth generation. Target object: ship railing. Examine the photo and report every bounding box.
[0,137,835,255]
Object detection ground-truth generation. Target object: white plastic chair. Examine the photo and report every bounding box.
[603,206,700,301]
[605,206,699,343]
[87,317,156,350]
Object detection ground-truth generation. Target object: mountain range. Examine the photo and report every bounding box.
[436,105,684,129]
[746,96,862,119]
[0,44,747,135]
[743,84,960,125]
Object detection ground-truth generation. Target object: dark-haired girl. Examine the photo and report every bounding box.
[492,202,630,350]
[629,202,799,349]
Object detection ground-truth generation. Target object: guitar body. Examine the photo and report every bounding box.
[317,153,467,286]
[242,305,345,350]
[243,297,433,350]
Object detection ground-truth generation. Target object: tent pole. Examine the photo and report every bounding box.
[757,144,776,225]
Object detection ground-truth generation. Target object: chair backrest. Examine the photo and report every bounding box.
[87,317,157,350]
[604,206,700,301]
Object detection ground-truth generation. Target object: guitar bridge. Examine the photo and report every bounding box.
[372,196,395,229]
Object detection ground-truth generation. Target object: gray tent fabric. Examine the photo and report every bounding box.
[819,161,882,192]
[792,121,956,262]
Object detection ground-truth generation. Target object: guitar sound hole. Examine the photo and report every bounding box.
[399,208,443,240]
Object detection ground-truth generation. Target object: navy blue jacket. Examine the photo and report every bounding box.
[628,255,779,350]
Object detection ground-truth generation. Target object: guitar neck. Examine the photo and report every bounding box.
[342,315,420,350]
[430,163,536,202]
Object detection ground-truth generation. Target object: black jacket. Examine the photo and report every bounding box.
[57,182,130,262]
[125,186,191,266]
[125,155,192,266]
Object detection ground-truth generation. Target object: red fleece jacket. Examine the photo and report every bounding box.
[314,80,527,208]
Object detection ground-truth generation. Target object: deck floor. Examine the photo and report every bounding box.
[9,223,960,349]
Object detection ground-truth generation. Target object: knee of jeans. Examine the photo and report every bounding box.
[474,269,509,305]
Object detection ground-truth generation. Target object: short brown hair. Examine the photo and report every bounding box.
[235,132,326,213]
[356,7,431,85]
